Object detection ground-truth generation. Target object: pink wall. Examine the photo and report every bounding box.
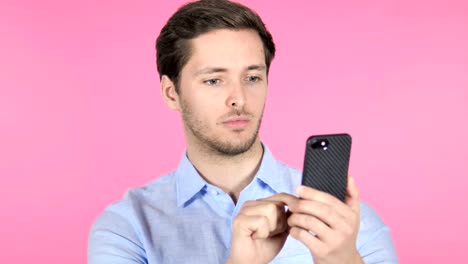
[1,0,467,263]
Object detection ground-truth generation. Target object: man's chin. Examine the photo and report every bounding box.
[213,146,252,156]
[209,137,258,156]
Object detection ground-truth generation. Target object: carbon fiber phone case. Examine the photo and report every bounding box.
[302,134,352,202]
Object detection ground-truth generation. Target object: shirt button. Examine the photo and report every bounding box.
[209,189,218,195]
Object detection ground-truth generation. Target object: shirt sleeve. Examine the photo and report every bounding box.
[357,202,399,263]
[88,207,147,264]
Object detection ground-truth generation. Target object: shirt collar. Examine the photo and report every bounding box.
[254,145,294,194]
[175,144,294,207]
[175,152,207,207]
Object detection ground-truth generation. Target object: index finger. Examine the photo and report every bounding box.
[295,185,352,218]
[260,192,299,207]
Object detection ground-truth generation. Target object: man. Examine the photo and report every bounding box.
[88,0,398,263]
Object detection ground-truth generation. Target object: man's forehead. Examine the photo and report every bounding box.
[189,29,264,54]
[185,30,266,73]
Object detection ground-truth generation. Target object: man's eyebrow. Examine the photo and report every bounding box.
[194,65,267,76]
[247,64,266,71]
[194,67,227,76]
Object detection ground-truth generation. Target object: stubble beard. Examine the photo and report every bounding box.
[180,99,263,156]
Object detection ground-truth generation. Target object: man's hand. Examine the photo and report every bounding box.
[226,193,298,264]
[287,177,364,264]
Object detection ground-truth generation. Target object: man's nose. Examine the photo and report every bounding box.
[226,81,246,110]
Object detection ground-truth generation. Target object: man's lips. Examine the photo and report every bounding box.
[222,117,251,129]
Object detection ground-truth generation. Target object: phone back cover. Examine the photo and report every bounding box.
[302,134,351,202]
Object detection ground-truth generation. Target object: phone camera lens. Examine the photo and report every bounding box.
[311,139,329,150]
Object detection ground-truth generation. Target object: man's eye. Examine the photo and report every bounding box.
[247,76,261,82]
[204,79,221,85]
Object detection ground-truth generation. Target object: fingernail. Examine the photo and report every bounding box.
[295,186,303,196]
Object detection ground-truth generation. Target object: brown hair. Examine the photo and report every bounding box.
[156,0,276,93]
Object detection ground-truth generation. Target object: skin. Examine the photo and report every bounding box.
[288,178,364,264]
[161,29,267,201]
[161,28,363,264]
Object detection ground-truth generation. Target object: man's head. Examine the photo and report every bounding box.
[157,0,276,156]
[156,0,275,93]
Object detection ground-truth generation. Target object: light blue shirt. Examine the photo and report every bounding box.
[88,146,398,263]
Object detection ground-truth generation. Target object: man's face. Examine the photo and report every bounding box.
[177,29,268,156]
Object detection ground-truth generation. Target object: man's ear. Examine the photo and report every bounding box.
[160,75,181,111]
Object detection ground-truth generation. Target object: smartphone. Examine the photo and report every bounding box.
[301,133,352,202]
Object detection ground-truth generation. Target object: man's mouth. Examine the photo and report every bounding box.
[222,117,251,129]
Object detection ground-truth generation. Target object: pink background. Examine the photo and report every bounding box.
[1,0,467,263]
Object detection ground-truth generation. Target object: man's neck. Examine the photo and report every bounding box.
[186,140,264,203]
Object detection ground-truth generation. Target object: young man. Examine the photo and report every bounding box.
[88,1,398,263]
